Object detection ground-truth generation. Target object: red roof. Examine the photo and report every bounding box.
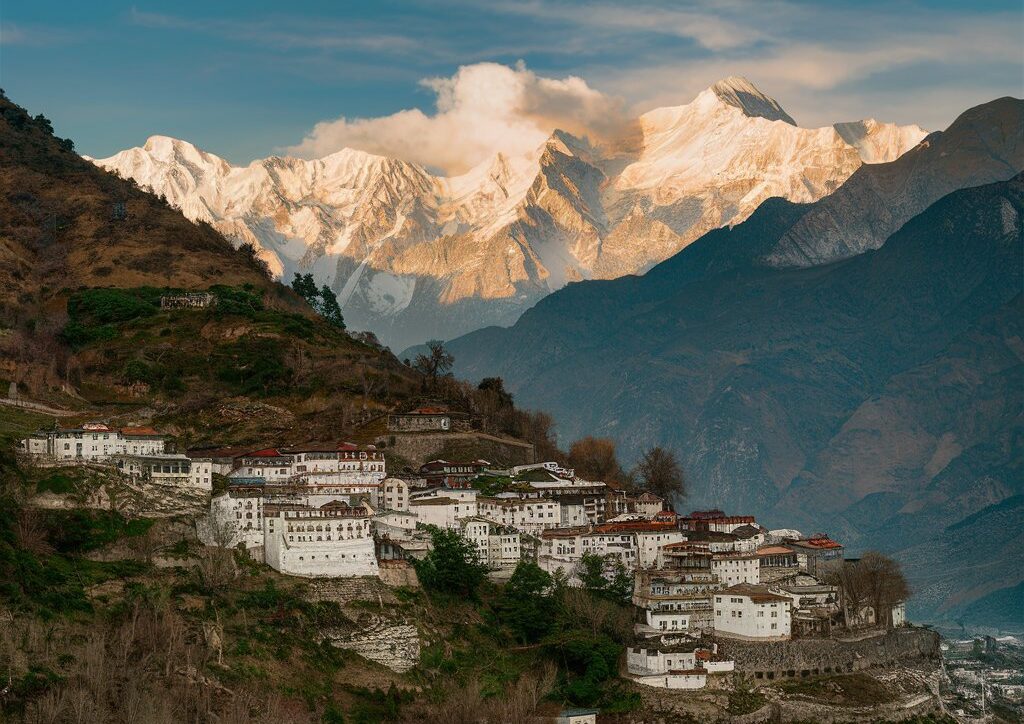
[795,536,843,550]
[246,448,283,457]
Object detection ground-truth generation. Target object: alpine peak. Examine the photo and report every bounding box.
[707,75,796,125]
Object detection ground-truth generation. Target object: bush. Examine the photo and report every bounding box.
[413,527,488,599]
[214,336,293,395]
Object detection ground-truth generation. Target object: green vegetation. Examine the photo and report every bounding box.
[291,272,345,329]
[413,526,489,599]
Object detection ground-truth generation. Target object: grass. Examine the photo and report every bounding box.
[776,672,893,707]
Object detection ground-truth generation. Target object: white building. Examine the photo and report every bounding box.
[381,478,410,511]
[477,494,560,534]
[635,528,687,569]
[113,453,212,490]
[206,486,266,550]
[714,584,791,641]
[459,517,521,570]
[263,500,378,577]
[711,551,760,586]
[409,495,478,529]
[20,423,168,461]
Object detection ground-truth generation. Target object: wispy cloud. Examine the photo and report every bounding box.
[127,8,428,56]
[0,21,86,46]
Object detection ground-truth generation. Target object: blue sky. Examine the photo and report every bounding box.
[2,0,1021,168]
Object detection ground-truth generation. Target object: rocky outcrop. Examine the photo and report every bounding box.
[325,616,420,673]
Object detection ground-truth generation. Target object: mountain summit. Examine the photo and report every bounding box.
[708,75,797,124]
[94,82,925,349]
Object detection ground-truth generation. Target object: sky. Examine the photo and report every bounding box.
[1,0,1021,173]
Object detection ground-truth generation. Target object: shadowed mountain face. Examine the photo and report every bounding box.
[443,98,1024,624]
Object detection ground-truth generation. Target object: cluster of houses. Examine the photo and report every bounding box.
[18,423,213,489]
[18,423,908,692]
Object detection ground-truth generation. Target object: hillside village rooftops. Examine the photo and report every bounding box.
[719,583,791,603]
[541,526,592,539]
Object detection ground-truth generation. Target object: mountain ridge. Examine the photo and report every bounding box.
[93,78,926,349]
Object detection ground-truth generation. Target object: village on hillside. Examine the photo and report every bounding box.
[15,405,943,706]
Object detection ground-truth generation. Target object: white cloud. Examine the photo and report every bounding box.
[283,61,629,174]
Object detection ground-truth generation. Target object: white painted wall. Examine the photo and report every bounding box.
[714,592,791,640]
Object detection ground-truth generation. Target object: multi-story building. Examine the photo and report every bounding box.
[459,517,522,570]
[417,459,490,487]
[477,494,561,534]
[634,556,722,636]
[409,495,478,528]
[263,500,378,577]
[19,423,168,461]
[787,535,844,577]
[381,477,410,511]
[713,583,792,641]
[112,453,212,490]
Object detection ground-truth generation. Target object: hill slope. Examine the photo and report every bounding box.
[0,91,421,444]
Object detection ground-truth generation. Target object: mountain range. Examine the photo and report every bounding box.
[92,77,925,350]
[440,97,1024,625]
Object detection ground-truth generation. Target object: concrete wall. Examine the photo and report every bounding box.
[718,627,940,682]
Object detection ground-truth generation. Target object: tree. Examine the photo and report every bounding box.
[576,553,634,606]
[829,552,909,629]
[478,377,513,408]
[414,527,487,599]
[239,241,271,278]
[290,273,345,329]
[568,437,623,482]
[633,446,685,501]
[316,284,345,329]
[413,340,454,387]
[858,551,910,629]
[499,561,557,643]
[828,559,870,629]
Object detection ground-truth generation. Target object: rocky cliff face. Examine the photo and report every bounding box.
[92,77,924,349]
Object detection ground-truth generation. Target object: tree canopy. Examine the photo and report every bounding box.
[413,526,488,599]
[633,446,685,501]
[290,272,345,329]
[413,340,454,386]
[568,437,623,483]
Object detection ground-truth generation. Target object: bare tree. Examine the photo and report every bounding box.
[413,340,454,388]
[633,446,685,501]
[858,551,910,629]
[829,552,909,629]
[568,437,623,482]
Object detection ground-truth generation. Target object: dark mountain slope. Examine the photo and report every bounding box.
[439,96,1023,370]
[446,172,1023,621]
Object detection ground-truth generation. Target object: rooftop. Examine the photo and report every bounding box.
[719,583,791,603]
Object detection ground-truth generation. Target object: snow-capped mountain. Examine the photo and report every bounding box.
[92,77,926,349]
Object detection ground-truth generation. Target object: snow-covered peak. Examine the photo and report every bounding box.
[706,75,796,125]
[833,119,928,163]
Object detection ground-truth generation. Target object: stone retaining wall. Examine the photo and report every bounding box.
[378,431,534,467]
[719,628,940,683]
